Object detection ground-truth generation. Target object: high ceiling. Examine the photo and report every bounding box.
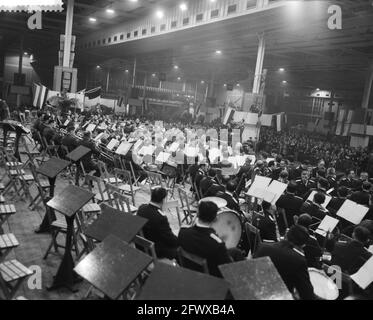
[1,0,373,93]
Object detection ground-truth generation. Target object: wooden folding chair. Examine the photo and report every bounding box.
[177,247,209,274]
[0,260,33,300]
[245,222,262,257]
[113,168,140,205]
[145,171,166,193]
[28,163,50,210]
[177,187,197,225]
[0,233,19,261]
[85,175,110,203]
[112,191,138,215]
[97,160,120,184]
[163,199,183,227]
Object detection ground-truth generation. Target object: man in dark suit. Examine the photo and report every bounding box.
[61,125,79,152]
[79,131,101,176]
[339,169,360,191]
[295,170,316,198]
[296,214,323,269]
[216,180,241,212]
[349,181,371,207]
[137,187,178,259]
[276,183,304,235]
[327,186,348,216]
[303,177,330,201]
[199,168,217,196]
[300,192,328,221]
[329,226,372,274]
[252,201,278,242]
[254,225,315,300]
[178,201,244,277]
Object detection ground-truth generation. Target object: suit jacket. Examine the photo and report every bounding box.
[304,234,323,269]
[252,211,278,242]
[79,139,100,166]
[330,240,372,274]
[276,193,304,233]
[205,184,225,197]
[295,179,316,198]
[137,203,178,259]
[300,201,328,221]
[199,176,214,196]
[349,191,370,207]
[178,225,232,277]
[61,134,79,152]
[254,240,315,300]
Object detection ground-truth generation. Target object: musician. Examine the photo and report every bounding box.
[303,177,330,201]
[278,170,289,184]
[178,201,244,278]
[289,161,310,181]
[295,214,323,269]
[0,98,10,121]
[349,181,371,206]
[61,125,79,152]
[252,201,278,242]
[254,225,315,300]
[276,183,304,234]
[311,160,326,179]
[355,172,370,191]
[300,192,328,221]
[215,180,240,212]
[327,186,348,216]
[329,226,372,274]
[339,169,359,190]
[199,168,217,196]
[79,131,101,177]
[295,170,316,198]
[137,187,178,259]
[326,167,338,191]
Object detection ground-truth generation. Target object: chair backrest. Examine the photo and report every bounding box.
[146,171,164,187]
[132,235,157,260]
[114,168,132,186]
[104,183,122,206]
[112,191,133,214]
[177,247,209,274]
[245,222,262,256]
[97,160,110,179]
[85,174,106,198]
[178,187,192,212]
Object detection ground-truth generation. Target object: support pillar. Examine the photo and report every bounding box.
[132,58,137,87]
[16,36,24,108]
[253,33,266,94]
[63,0,74,67]
[361,62,373,110]
[105,69,110,93]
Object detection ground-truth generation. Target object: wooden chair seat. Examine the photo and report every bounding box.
[20,174,34,182]
[0,260,33,282]
[125,204,138,213]
[103,177,123,184]
[6,162,23,168]
[0,233,19,250]
[9,169,25,176]
[82,203,101,214]
[95,192,111,202]
[181,206,197,212]
[0,183,4,191]
[117,183,141,193]
[0,204,16,215]
[0,195,5,203]
[39,180,50,188]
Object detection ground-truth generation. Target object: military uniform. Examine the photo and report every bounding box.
[295,179,316,198]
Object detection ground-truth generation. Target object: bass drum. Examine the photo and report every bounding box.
[211,209,243,249]
[308,268,339,300]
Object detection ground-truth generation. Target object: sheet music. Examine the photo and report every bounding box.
[138,145,155,156]
[368,245,373,254]
[336,199,369,225]
[265,180,288,205]
[307,191,332,208]
[156,152,171,163]
[94,133,104,142]
[247,176,272,198]
[169,142,179,153]
[115,142,133,155]
[184,145,198,157]
[106,139,119,151]
[86,124,96,132]
[315,215,340,237]
[209,148,222,163]
[351,256,373,290]
[133,139,144,151]
[63,120,69,126]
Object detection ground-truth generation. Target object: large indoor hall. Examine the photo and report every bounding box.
[0,0,373,305]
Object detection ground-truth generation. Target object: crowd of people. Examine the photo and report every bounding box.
[26,105,373,300]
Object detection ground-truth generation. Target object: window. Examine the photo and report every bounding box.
[84,43,88,48]
[97,39,101,45]
[142,29,147,35]
[151,26,156,33]
[108,37,111,43]
[103,39,106,44]
[114,36,117,41]
[227,4,237,14]
[160,24,166,31]
[211,9,219,18]
[196,13,203,22]
[183,17,189,25]
[120,34,124,40]
[171,21,177,28]
[134,30,138,37]
[127,32,131,39]
[247,0,256,9]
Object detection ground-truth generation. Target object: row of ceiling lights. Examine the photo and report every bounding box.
[89,0,218,23]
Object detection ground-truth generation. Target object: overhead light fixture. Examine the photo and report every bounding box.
[282,80,287,84]
[210,0,216,2]
[106,9,115,14]
[152,73,156,77]
[174,65,179,69]
[156,10,164,19]
[316,88,320,91]
[201,80,205,84]
[125,69,129,73]
[215,50,222,54]
[89,17,97,22]
[224,84,227,87]
[236,83,240,87]
[129,0,138,2]
[177,77,181,81]
[24,52,28,55]
[179,3,187,11]
[96,65,101,69]
[279,68,285,72]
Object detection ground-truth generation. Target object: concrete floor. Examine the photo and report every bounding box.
[0,145,188,300]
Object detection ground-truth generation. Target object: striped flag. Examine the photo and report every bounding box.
[117,95,125,107]
[33,83,48,109]
[85,87,101,100]
[33,83,40,107]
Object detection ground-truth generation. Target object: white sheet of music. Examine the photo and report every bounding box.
[247,176,272,198]
[156,152,171,163]
[169,142,179,153]
[368,245,373,254]
[307,191,332,208]
[244,113,259,125]
[265,157,275,163]
[94,133,104,142]
[209,148,222,162]
[315,215,340,237]
[184,145,198,157]
[63,120,70,126]
[351,256,373,289]
[265,180,288,204]
[263,190,276,204]
[86,124,96,132]
[138,145,155,156]
[336,199,369,225]
[106,139,119,151]
[133,139,144,151]
[115,142,132,155]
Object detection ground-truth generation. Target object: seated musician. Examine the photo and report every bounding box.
[326,167,338,191]
[137,187,178,259]
[178,201,245,278]
[0,98,10,121]
[215,180,241,212]
[276,183,304,235]
[199,168,217,196]
[339,169,360,190]
[295,214,323,269]
[254,225,315,300]
[300,192,328,221]
[252,201,278,242]
[295,170,316,198]
[349,181,371,207]
[326,186,348,216]
[205,175,229,197]
[79,131,101,177]
[355,171,370,191]
[303,177,330,201]
[329,226,372,274]
[61,125,79,152]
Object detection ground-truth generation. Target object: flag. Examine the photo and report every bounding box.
[117,95,125,107]
[85,87,101,100]
[33,83,40,107]
[77,89,86,95]
[39,84,48,109]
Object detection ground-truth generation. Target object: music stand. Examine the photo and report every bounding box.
[46,185,94,292]
[74,235,153,300]
[36,157,70,233]
[84,205,147,243]
[137,262,229,300]
[66,146,91,186]
[219,257,293,300]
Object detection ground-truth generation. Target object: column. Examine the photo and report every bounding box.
[257,0,269,8]
[63,0,74,67]
[361,62,373,110]
[105,69,110,93]
[132,57,137,87]
[16,36,24,108]
[252,33,266,94]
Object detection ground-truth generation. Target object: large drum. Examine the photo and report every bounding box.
[308,268,339,300]
[211,210,243,249]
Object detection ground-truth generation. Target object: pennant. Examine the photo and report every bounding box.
[85,87,102,100]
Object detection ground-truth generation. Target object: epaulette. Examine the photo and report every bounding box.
[295,179,301,182]
[309,179,315,183]
[210,233,223,243]
[157,209,166,216]
[292,248,305,257]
